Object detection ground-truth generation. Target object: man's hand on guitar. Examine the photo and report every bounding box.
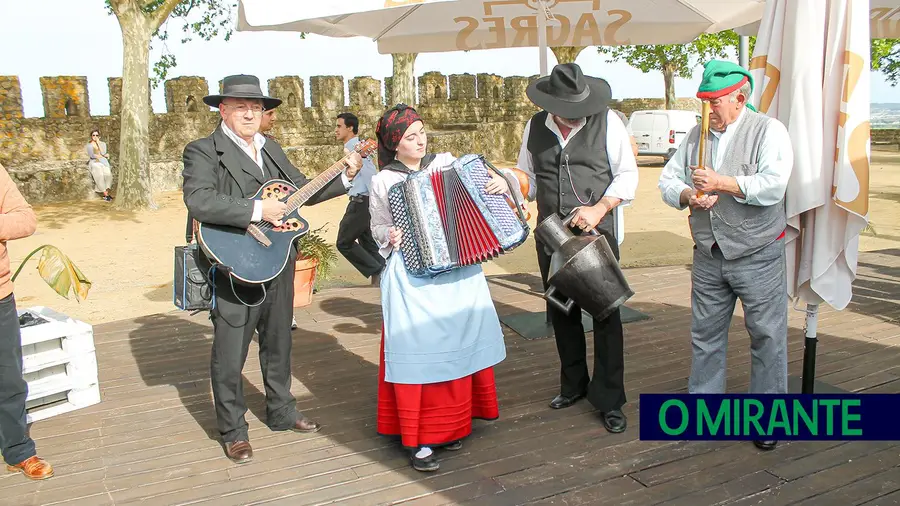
[345,152,363,180]
[262,198,287,226]
[388,226,403,247]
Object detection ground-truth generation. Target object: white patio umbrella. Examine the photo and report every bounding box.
[736,0,900,39]
[237,0,767,75]
[748,0,883,393]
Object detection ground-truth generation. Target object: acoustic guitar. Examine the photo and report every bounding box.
[197,139,377,285]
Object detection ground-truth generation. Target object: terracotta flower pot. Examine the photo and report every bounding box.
[293,257,319,308]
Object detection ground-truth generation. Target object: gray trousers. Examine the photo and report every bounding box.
[688,238,788,394]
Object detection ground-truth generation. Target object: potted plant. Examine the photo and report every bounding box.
[293,225,337,307]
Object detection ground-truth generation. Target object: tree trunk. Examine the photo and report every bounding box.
[550,46,586,65]
[110,0,180,211]
[662,64,676,110]
[391,53,418,106]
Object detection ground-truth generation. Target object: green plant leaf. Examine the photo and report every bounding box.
[11,245,92,302]
[297,225,338,289]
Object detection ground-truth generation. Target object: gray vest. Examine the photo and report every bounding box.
[527,111,615,237]
[687,110,786,260]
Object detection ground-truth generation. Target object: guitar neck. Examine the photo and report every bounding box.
[286,157,349,210]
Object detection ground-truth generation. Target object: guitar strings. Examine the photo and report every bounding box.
[250,144,372,234]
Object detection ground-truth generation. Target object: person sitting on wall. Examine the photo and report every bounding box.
[85,129,113,201]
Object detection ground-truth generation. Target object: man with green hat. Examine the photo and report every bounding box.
[657,59,794,451]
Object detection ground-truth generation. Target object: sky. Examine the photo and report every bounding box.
[1,0,897,118]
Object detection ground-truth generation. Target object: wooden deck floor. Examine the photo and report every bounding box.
[3,249,900,505]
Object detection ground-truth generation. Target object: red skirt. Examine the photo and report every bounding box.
[376,329,500,449]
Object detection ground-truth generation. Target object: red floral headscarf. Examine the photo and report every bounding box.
[375,104,423,170]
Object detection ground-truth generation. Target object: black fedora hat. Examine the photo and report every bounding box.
[203,74,282,111]
[526,63,611,119]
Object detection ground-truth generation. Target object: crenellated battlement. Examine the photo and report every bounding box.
[40,76,90,118]
[1,71,668,120]
[0,73,700,204]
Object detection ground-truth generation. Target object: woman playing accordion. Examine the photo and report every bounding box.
[368,104,510,472]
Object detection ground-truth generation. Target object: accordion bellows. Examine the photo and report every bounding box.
[388,154,530,277]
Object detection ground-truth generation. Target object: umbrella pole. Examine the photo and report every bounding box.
[537,6,548,76]
[801,303,819,393]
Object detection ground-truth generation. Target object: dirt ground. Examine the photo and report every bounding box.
[9,149,900,326]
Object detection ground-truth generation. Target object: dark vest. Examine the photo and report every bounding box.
[527,111,614,235]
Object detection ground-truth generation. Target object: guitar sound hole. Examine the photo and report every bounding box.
[274,219,302,232]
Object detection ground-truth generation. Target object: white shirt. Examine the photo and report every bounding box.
[657,108,794,210]
[516,110,639,205]
[368,152,457,259]
[220,122,352,222]
[221,121,267,173]
[515,110,638,243]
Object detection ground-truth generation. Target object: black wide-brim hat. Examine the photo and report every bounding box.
[203,74,282,111]
[526,63,612,119]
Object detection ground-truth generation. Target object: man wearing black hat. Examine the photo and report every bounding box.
[516,63,638,433]
[182,75,362,463]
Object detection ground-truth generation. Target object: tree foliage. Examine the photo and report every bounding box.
[106,0,239,87]
[872,39,900,86]
[597,30,742,109]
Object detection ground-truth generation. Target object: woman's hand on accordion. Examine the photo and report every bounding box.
[484,172,510,195]
[388,226,403,247]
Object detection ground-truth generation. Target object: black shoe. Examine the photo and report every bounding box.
[753,440,777,451]
[602,410,627,433]
[441,440,462,451]
[549,392,586,409]
[410,449,439,472]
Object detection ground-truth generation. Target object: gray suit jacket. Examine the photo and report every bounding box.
[182,126,347,241]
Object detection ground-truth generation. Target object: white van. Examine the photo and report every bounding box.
[628,110,701,162]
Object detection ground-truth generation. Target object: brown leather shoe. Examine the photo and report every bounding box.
[291,416,321,433]
[7,456,53,480]
[224,440,253,464]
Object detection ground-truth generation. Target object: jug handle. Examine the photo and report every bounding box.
[544,285,576,315]
[563,210,600,236]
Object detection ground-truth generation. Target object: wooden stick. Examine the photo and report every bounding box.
[696,101,711,197]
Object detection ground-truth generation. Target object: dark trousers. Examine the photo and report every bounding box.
[209,260,299,443]
[536,229,627,413]
[336,196,384,278]
[0,294,36,466]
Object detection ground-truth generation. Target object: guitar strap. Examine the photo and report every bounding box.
[185,213,195,243]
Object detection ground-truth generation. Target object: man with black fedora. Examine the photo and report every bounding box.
[182,74,363,463]
[515,63,638,433]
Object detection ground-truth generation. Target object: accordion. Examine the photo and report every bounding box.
[387,154,530,277]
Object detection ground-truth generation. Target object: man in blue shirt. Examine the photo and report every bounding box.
[335,112,384,284]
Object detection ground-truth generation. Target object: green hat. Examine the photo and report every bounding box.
[696,59,754,102]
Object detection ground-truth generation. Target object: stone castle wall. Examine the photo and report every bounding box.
[0,73,702,204]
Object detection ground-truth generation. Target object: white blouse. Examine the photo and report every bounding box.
[368,152,457,259]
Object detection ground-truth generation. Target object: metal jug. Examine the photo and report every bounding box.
[534,212,634,321]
